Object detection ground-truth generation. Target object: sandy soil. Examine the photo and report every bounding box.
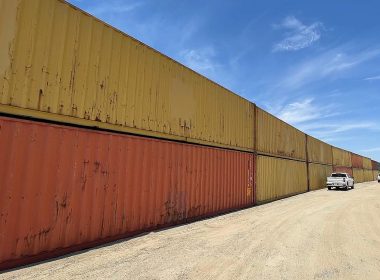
[2,181,380,280]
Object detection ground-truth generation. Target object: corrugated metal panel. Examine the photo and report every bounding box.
[0,116,254,270]
[351,153,363,169]
[363,157,372,170]
[373,170,379,181]
[256,156,308,203]
[256,108,306,160]
[333,166,353,177]
[353,169,364,183]
[364,169,373,182]
[332,147,352,167]
[308,163,333,191]
[306,136,332,165]
[372,160,378,170]
[0,0,255,152]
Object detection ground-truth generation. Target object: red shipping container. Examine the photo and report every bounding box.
[0,117,254,270]
[333,166,353,177]
[351,153,364,169]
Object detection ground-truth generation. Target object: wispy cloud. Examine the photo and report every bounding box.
[87,1,143,15]
[273,16,323,52]
[275,98,339,124]
[364,75,380,81]
[179,47,219,74]
[279,47,380,90]
[361,147,380,152]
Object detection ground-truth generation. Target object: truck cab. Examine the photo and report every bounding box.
[326,173,354,190]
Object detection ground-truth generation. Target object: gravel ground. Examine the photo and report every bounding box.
[2,181,380,280]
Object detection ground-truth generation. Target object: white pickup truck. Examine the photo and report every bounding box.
[326,173,354,190]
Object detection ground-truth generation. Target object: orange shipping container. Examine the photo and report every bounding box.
[333,166,353,177]
[0,116,254,270]
[351,153,363,169]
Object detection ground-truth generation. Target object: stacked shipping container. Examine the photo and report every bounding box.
[0,0,378,271]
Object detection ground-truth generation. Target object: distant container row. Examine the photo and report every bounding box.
[1,0,378,168]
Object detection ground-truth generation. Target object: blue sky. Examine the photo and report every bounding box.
[68,0,380,161]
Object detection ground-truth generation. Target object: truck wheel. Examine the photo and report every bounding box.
[328,186,331,190]
[345,185,349,191]
[352,184,354,189]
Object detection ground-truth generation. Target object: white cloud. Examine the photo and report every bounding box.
[361,147,380,152]
[279,48,380,90]
[273,16,322,52]
[276,98,338,124]
[87,1,142,16]
[364,75,380,81]
[179,47,218,73]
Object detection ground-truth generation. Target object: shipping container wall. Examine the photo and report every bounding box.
[333,166,353,177]
[351,154,363,169]
[308,163,333,191]
[0,0,254,152]
[0,116,254,270]
[332,147,352,167]
[372,160,378,170]
[306,136,332,165]
[363,157,372,170]
[364,169,374,182]
[373,170,379,181]
[256,108,306,160]
[256,156,308,203]
[353,169,364,183]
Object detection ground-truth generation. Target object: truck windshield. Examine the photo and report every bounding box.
[331,173,346,177]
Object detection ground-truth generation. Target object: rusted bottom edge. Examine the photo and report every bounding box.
[0,203,254,272]
[255,190,308,206]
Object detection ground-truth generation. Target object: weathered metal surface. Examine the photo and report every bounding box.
[364,169,374,182]
[256,108,306,160]
[353,169,364,183]
[308,163,333,191]
[306,136,332,165]
[333,166,353,177]
[332,147,352,167]
[0,116,254,270]
[351,154,364,169]
[363,157,372,170]
[256,155,308,203]
[0,0,255,152]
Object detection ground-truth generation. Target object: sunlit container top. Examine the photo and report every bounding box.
[0,0,255,152]
[306,135,332,165]
[332,147,352,167]
[256,107,306,160]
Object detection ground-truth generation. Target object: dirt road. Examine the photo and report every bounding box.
[2,181,380,280]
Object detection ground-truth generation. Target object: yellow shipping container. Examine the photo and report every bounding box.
[308,163,333,191]
[363,157,372,170]
[256,108,306,160]
[364,169,373,182]
[0,0,255,151]
[332,147,352,167]
[353,169,364,183]
[373,170,379,181]
[307,136,332,165]
[256,156,308,203]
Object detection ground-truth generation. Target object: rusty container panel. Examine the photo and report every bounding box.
[372,160,378,170]
[363,157,372,170]
[256,156,308,203]
[0,0,255,152]
[351,154,363,169]
[306,136,332,165]
[308,163,333,191]
[332,147,352,167]
[0,116,254,270]
[353,169,364,183]
[256,108,306,160]
[333,166,353,177]
[363,169,373,182]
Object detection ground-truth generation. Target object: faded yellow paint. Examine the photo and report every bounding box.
[373,170,380,181]
[307,136,332,165]
[364,169,374,182]
[363,157,372,170]
[308,163,333,191]
[332,147,352,167]
[256,155,308,203]
[256,108,306,160]
[353,169,364,183]
[0,0,255,151]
